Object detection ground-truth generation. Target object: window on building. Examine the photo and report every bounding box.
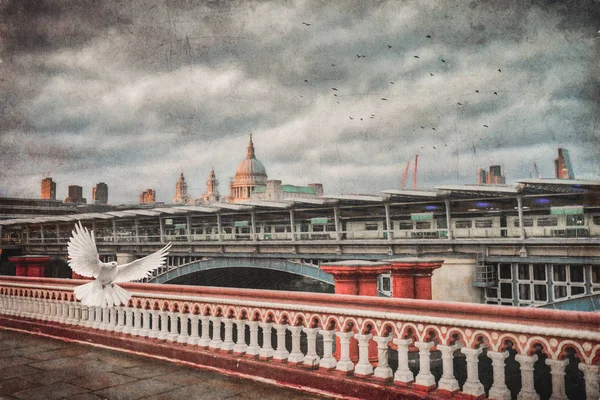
[397,221,412,230]
[500,282,513,299]
[534,285,547,302]
[592,265,600,285]
[570,265,585,283]
[533,264,547,281]
[571,286,585,296]
[256,227,261,233]
[499,264,512,280]
[553,265,567,282]
[518,284,531,300]
[365,223,379,231]
[518,264,530,280]
[436,218,448,229]
[312,225,324,232]
[537,217,558,227]
[239,227,250,234]
[554,286,568,300]
[486,288,498,298]
[264,225,272,233]
[415,221,431,230]
[223,227,232,234]
[514,218,534,227]
[593,216,600,226]
[455,220,472,229]
[566,214,584,226]
[381,276,391,292]
[326,224,336,232]
[475,219,493,228]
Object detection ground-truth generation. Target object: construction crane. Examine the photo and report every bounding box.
[401,161,411,189]
[533,162,541,179]
[413,154,419,189]
[400,154,419,190]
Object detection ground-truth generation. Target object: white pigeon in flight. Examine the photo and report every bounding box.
[68,221,172,307]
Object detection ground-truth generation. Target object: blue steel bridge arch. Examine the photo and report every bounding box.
[148,257,335,285]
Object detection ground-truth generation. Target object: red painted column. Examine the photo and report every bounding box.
[321,261,390,365]
[9,256,52,277]
[386,258,444,300]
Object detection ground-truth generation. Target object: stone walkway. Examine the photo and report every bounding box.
[0,329,326,400]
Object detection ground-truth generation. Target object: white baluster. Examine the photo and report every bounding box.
[488,350,511,400]
[461,347,485,397]
[273,324,289,362]
[545,358,568,400]
[303,327,320,368]
[437,344,461,392]
[373,335,393,380]
[92,306,102,329]
[100,307,110,330]
[335,331,355,373]
[105,307,116,331]
[233,319,248,354]
[67,302,76,324]
[140,309,151,337]
[393,338,414,384]
[319,329,337,369]
[167,311,179,342]
[157,311,170,340]
[246,321,260,358]
[187,314,200,345]
[130,308,142,335]
[73,303,82,324]
[149,310,160,338]
[122,308,134,334]
[288,326,304,364]
[415,341,436,388]
[177,313,190,344]
[198,315,211,347]
[355,333,374,376]
[259,322,274,360]
[221,318,235,352]
[116,308,127,333]
[579,363,600,400]
[209,316,223,350]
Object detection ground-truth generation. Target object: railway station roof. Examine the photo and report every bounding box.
[518,178,600,193]
[322,194,387,203]
[380,189,439,201]
[436,184,521,197]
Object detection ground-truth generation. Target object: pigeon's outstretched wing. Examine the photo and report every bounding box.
[67,221,102,278]
[113,243,172,283]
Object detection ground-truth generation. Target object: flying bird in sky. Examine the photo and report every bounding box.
[441,59,446,63]
[494,91,498,95]
[483,125,489,127]
[457,102,463,105]
[332,88,337,91]
[68,222,171,307]
[413,55,420,59]
[381,97,387,101]
[426,35,432,38]
[388,45,392,48]
[430,73,434,76]
[302,22,311,26]
[475,90,479,93]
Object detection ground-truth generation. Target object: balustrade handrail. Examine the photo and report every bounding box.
[1,276,599,336]
[2,275,600,399]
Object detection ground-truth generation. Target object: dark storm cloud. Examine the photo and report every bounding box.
[0,0,598,202]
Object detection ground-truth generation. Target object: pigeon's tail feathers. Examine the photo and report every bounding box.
[74,281,131,307]
[111,284,132,307]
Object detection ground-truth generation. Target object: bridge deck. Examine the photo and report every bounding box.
[0,329,324,400]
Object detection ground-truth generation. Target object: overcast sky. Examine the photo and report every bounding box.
[1,0,598,204]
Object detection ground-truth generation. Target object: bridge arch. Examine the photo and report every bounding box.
[148,257,334,285]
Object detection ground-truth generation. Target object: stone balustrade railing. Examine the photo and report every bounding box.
[1,276,599,400]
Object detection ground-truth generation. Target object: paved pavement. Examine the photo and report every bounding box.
[0,329,326,400]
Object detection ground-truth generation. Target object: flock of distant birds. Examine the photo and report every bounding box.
[300,23,501,146]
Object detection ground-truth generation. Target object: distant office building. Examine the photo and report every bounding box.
[477,165,505,185]
[40,178,56,200]
[488,165,505,184]
[252,180,324,201]
[64,185,86,204]
[201,167,220,204]
[92,182,108,205]
[173,170,191,204]
[555,148,575,179]
[140,189,156,204]
[477,169,487,185]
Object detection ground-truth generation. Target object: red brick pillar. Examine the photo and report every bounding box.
[321,261,390,364]
[386,258,444,300]
[9,256,52,277]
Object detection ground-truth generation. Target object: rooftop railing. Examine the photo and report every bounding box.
[1,276,599,399]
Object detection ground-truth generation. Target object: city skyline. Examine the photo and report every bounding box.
[1,1,598,204]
